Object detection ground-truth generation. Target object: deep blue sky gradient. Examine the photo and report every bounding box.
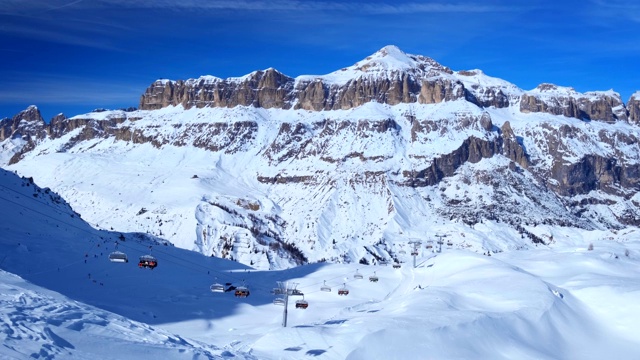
[1,0,639,121]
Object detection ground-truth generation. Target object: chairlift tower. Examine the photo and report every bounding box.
[435,234,448,253]
[274,281,302,327]
[408,240,421,268]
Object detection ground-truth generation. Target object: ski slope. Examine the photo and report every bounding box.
[2,168,640,359]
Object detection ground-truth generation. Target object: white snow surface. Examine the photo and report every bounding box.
[1,168,640,359]
[6,97,640,267]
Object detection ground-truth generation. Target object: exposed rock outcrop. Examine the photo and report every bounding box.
[549,155,640,197]
[500,121,529,169]
[139,69,296,110]
[404,136,502,187]
[520,84,627,123]
[0,105,46,141]
[628,92,640,124]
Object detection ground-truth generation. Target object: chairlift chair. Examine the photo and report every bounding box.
[426,244,433,249]
[138,255,157,269]
[320,281,331,292]
[210,283,225,293]
[447,241,453,246]
[295,296,309,309]
[369,271,379,282]
[399,250,406,255]
[354,269,363,280]
[272,288,285,295]
[273,297,285,306]
[411,251,418,256]
[393,263,401,269]
[108,251,128,263]
[235,286,250,297]
[290,289,304,296]
[338,283,349,296]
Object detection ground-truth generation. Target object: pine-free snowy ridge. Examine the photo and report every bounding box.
[1,45,639,270]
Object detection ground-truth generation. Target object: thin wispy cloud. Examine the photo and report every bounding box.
[1,22,123,51]
[0,73,141,105]
[588,0,640,22]
[3,0,518,14]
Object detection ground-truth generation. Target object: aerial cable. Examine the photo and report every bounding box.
[2,185,394,296]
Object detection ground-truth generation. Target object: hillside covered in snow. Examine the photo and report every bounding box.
[1,168,640,359]
[1,45,639,271]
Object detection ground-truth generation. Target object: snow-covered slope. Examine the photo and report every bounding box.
[0,270,235,359]
[2,169,640,359]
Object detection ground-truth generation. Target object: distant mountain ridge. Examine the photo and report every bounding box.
[1,45,639,269]
[137,45,638,124]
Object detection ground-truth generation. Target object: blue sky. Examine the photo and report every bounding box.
[1,0,639,121]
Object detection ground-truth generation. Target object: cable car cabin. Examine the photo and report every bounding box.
[393,263,401,269]
[138,255,157,269]
[234,286,250,297]
[210,283,225,293]
[295,299,309,309]
[320,281,331,292]
[109,251,128,263]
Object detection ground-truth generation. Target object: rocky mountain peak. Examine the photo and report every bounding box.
[14,105,44,123]
[355,45,421,71]
[333,45,452,81]
[531,83,576,94]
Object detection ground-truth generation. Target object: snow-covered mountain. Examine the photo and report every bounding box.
[1,45,639,270]
[1,168,640,359]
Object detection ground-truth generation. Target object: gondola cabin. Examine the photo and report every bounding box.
[235,286,250,297]
[295,299,309,309]
[109,251,128,263]
[210,283,225,293]
[138,255,157,269]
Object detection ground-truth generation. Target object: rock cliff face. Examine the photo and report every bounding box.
[0,105,46,141]
[0,106,48,164]
[139,70,469,112]
[138,50,633,128]
[2,45,639,267]
[519,84,627,123]
[628,93,640,124]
